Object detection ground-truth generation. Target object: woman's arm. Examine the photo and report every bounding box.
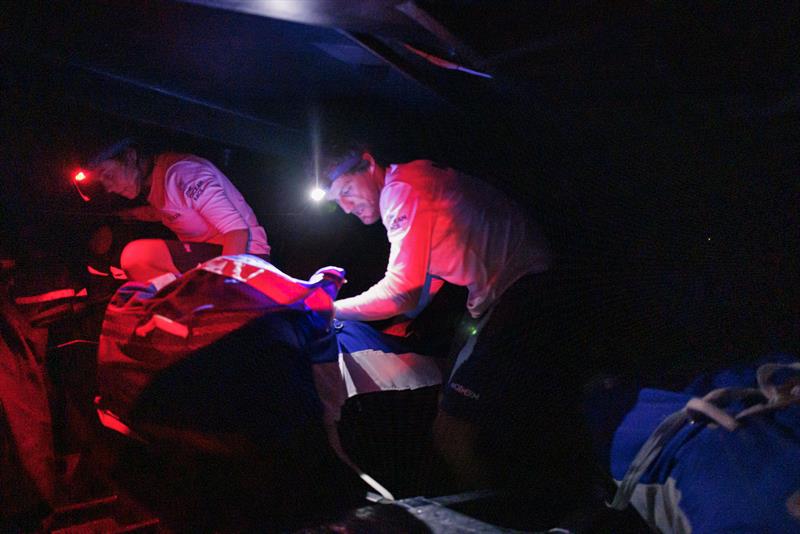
[219,228,250,255]
[117,205,162,222]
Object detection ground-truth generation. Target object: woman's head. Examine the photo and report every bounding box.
[85,138,149,199]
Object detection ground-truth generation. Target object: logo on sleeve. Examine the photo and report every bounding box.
[389,214,408,232]
[185,180,208,201]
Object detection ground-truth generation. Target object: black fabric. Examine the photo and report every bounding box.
[163,240,222,272]
[441,270,592,505]
[129,313,323,444]
[441,271,580,421]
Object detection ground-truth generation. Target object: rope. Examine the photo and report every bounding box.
[609,362,800,510]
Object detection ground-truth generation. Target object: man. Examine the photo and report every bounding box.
[321,143,578,497]
[77,138,270,281]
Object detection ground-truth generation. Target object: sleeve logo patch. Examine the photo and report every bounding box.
[185,180,208,201]
[389,214,408,232]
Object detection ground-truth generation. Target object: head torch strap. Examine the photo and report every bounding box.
[72,180,91,202]
[87,137,135,169]
[327,153,364,183]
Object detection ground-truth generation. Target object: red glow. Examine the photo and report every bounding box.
[72,169,92,201]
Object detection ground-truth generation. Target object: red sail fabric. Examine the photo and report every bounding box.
[0,292,56,519]
[96,255,344,439]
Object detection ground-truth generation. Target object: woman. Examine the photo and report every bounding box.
[80,138,270,281]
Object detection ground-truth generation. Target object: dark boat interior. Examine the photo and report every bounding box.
[2,2,799,532]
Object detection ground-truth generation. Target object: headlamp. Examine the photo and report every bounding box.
[71,168,93,202]
[309,152,364,203]
[69,137,135,202]
[310,150,364,202]
[309,187,326,202]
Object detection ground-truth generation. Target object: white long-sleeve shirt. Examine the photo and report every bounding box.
[146,153,270,254]
[334,160,551,320]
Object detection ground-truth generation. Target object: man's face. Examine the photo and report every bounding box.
[327,171,381,225]
[94,156,139,199]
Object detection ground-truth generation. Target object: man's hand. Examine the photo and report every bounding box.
[116,206,161,222]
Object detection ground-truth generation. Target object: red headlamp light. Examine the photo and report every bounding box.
[72,168,93,201]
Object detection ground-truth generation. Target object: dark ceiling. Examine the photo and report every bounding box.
[6,1,798,155]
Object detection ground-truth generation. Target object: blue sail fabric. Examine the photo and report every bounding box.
[327,319,443,398]
[610,355,800,533]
